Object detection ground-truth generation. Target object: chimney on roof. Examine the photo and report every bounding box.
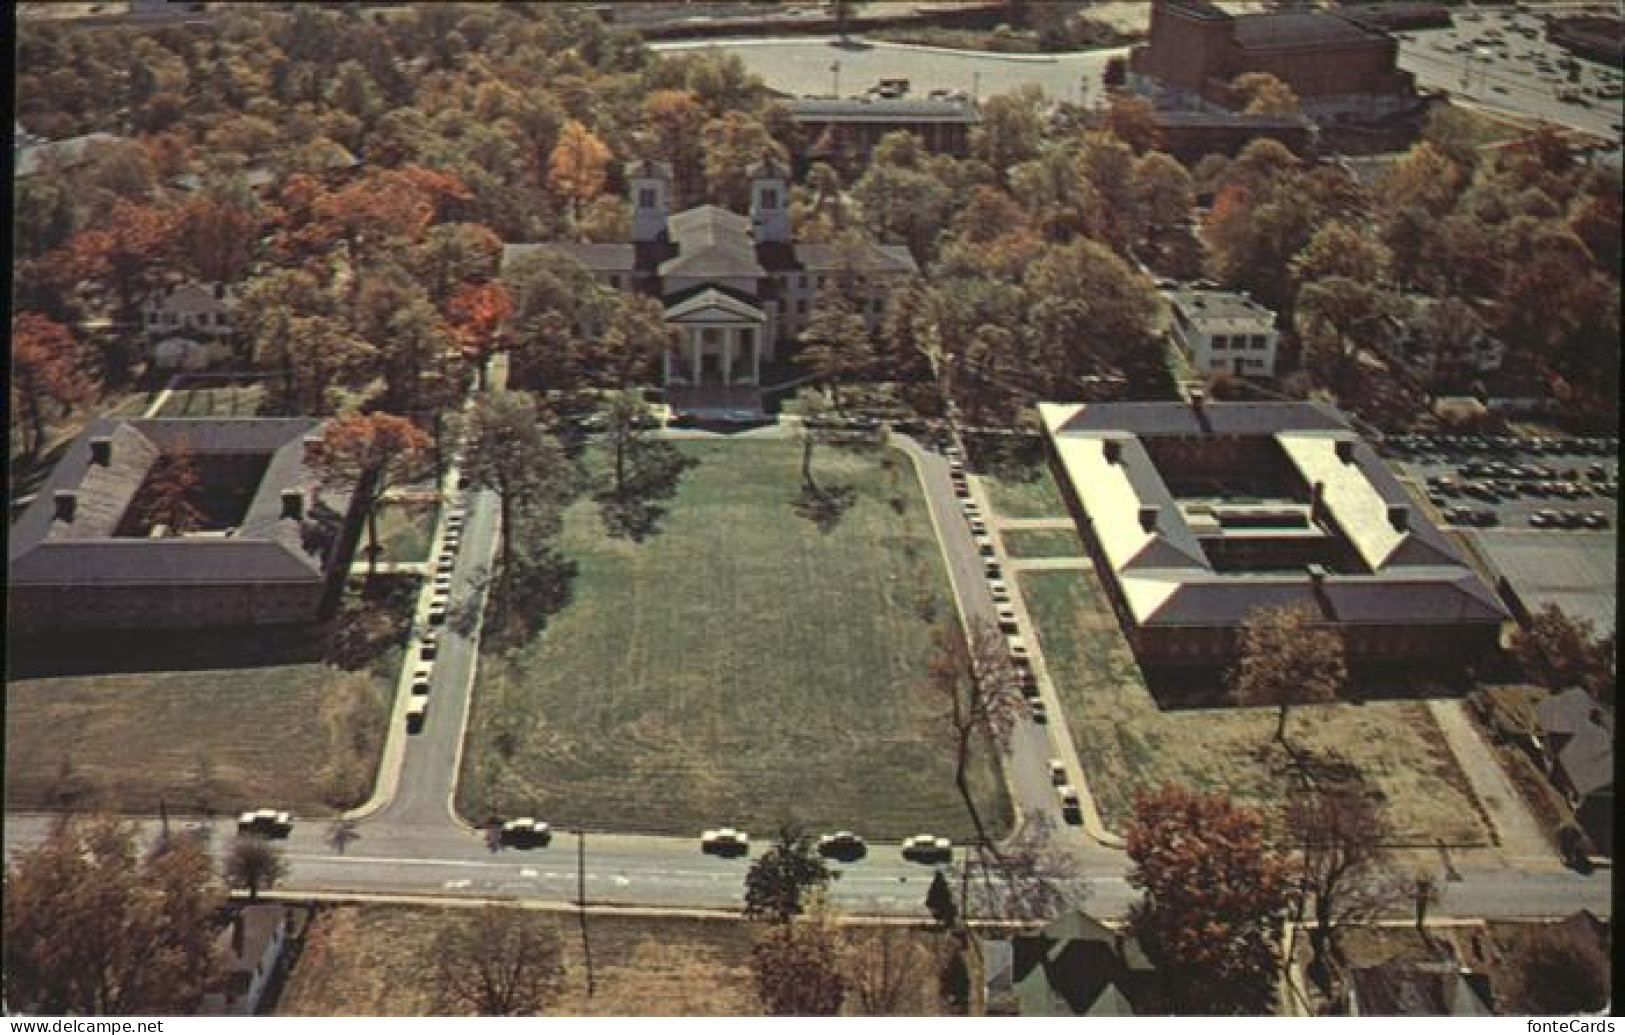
[1103,439,1122,465]
[1388,503,1410,531]
[1335,439,1355,464]
[89,436,112,466]
[53,490,77,523]
[281,489,304,520]
[1139,505,1159,533]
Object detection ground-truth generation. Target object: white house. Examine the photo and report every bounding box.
[1166,288,1279,379]
[144,281,238,370]
[199,904,291,1016]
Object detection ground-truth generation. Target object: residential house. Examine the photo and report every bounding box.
[502,157,917,414]
[199,904,292,1016]
[144,281,239,370]
[1535,687,1614,851]
[15,130,124,180]
[8,418,363,633]
[1166,288,1280,379]
[1380,295,1506,387]
[978,911,1161,1016]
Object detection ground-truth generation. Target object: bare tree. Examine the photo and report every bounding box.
[920,619,1023,848]
[751,921,847,1016]
[224,836,288,902]
[429,905,563,1016]
[1282,787,1403,983]
[842,926,937,1016]
[963,813,1080,924]
[1230,603,1347,747]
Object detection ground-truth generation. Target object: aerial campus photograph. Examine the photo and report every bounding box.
[2,0,1619,1021]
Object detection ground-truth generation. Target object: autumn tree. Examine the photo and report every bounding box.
[1023,238,1160,393]
[841,926,936,1015]
[175,191,258,284]
[446,281,513,386]
[1295,275,1405,402]
[1282,787,1402,984]
[1504,927,1610,1015]
[1104,91,1162,154]
[429,905,564,1016]
[970,86,1045,176]
[701,112,785,209]
[1230,603,1347,747]
[11,312,100,459]
[137,439,205,536]
[1510,604,1616,704]
[752,922,847,1016]
[548,119,612,220]
[1231,72,1301,115]
[920,619,1022,850]
[1125,786,1291,1015]
[461,391,574,624]
[408,222,504,305]
[641,89,708,205]
[3,815,223,1015]
[1291,221,1391,286]
[224,836,288,902]
[308,414,432,578]
[1133,150,1195,230]
[743,823,833,923]
[56,198,176,350]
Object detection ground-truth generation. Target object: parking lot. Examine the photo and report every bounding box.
[1396,6,1625,139]
[1389,432,1618,532]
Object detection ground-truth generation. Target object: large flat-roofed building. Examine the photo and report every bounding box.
[1040,398,1506,668]
[1129,0,1418,121]
[785,97,980,172]
[1166,288,1279,379]
[8,418,361,634]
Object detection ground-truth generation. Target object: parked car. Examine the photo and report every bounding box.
[1006,636,1030,663]
[984,559,1001,578]
[700,827,750,856]
[969,519,989,537]
[237,809,292,838]
[1582,511,1609,529]
[817,831,867,859]
[995,604,1019,631]
[406,696,429,731]
[1058,786,1082,824]
[1049,759,1068,785]
[988,580,1011,603]
[411,667,432,695]
[1029,699,1048,724]
[900,834,952,862]
[500,818,550,847]
[419,632,439,661]
[427,602,448,626]
[976,536,995,557]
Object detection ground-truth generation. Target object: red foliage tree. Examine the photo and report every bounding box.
[176,194,259,284]
[307,413,431,578]
[11,312,101,458]
[445,281,513,380]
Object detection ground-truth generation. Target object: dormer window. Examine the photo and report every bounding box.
[638,187,657,209]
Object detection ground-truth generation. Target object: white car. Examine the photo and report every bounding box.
[988,580,1011,603]
[500,818,550,846]
[237,809,292,838]
[969,518,989,537]
[433,572,453,591]
[817,830,867,857]
[1049,759,1068,785]
[1007,636,1030,661]
[700,828,750,855]
[1058,785,1082,824]
[900,834,952,862]
[436,553,456,573]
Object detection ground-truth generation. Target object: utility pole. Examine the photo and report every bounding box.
[577,827,595,997]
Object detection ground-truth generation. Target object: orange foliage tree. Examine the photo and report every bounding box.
[547,119,611,220]
[446,281,513,383]
[11,312,101,458]
[307,413,432,578]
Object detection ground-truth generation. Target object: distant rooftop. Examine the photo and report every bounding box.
[1167,289,1277,333]
[1232,9,1387,50]
[785,97,981,124]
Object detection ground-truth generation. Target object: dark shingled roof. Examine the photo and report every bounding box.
[8,417,348,588]
[660,205,766,279]
[786,98,982,124]
[1349,962,1492,1017]
[1232,10,1386,50]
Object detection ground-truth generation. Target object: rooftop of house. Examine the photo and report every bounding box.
[15,131,123,178]
[1537,688,1614,797]
[1039,400,1507,629]
[8,418,349,588]
[982,911,1155,1017]
[1348,961,1493,1017]
[1167,289,1278,334]
[1232,9,1388,50]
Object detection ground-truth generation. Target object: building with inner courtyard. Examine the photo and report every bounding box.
[1040,395,1507,668]
[502,157,917,412]
[8,418,362,634]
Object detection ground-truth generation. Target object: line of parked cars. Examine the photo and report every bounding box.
[1386,432,1617,458]
[409,471,470,733]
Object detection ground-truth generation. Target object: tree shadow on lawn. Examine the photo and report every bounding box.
[1142,660,1495,710]
[6,576,416,680]
[792,482,857,533]
[595,443,698,543]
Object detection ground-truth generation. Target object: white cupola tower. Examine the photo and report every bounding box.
[626,159,672,243]
[748,154,791,245]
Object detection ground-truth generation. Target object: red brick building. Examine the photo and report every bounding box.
[1129,0,1417,121]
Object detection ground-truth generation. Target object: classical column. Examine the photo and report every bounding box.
[722,327,735,386]
[751,326,761,385]
[691,328,702,386]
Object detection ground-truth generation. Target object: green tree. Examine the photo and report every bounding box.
[1295,275,1404,401]
[1229,603,1347,747]
[744,823,833,923]
[308,413,432,579]
[1133,150,1195,230]
[797,290,874,411]
[970,86,1045,177]
[1125,786,1291,1015]
[1510,604,1616,703]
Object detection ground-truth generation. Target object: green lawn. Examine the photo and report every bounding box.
[999,528,1083,559]
[4,579,413,816]
[1018,569,1492,845]
[371,501,437,564]
[155,382,265,418]
[980,462,1067,521]
[458,440,1012,839]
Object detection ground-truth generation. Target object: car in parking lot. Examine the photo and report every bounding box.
[700,827,750,856]
[988,580,1011,603]
[1057,786,1082,824]
[1029,699,1048,724]
[900,834,952,862]
[500,818,550,847]
[817,831,867,859]
[410,667,432,695]
[237,809,293,838]
[995,604,1019,632]
[1583,512,1609,530]
[419,631,439,661]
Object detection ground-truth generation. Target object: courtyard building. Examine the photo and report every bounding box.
[1129,0,1419,123]
[785,96,980,174]
[8,418,363,634]
[1165,287,1279,379]
[502,157,917,411]
[1039,396,1507,669]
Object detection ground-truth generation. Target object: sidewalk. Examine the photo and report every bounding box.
[1427,698,1552,861]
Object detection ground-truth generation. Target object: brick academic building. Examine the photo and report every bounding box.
[1129,0,1418,122]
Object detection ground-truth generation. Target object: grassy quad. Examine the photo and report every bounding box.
[4,578,413,816]
[371,501,438,564]
[458,440,1012,840]
[999,528,1084,559]
[1018,569,1492,846]
[154,381,267,418]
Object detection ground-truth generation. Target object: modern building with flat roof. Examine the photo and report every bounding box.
[1040,397,1506,668]
[8,418,361,634]
[1165,288,1279,379]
